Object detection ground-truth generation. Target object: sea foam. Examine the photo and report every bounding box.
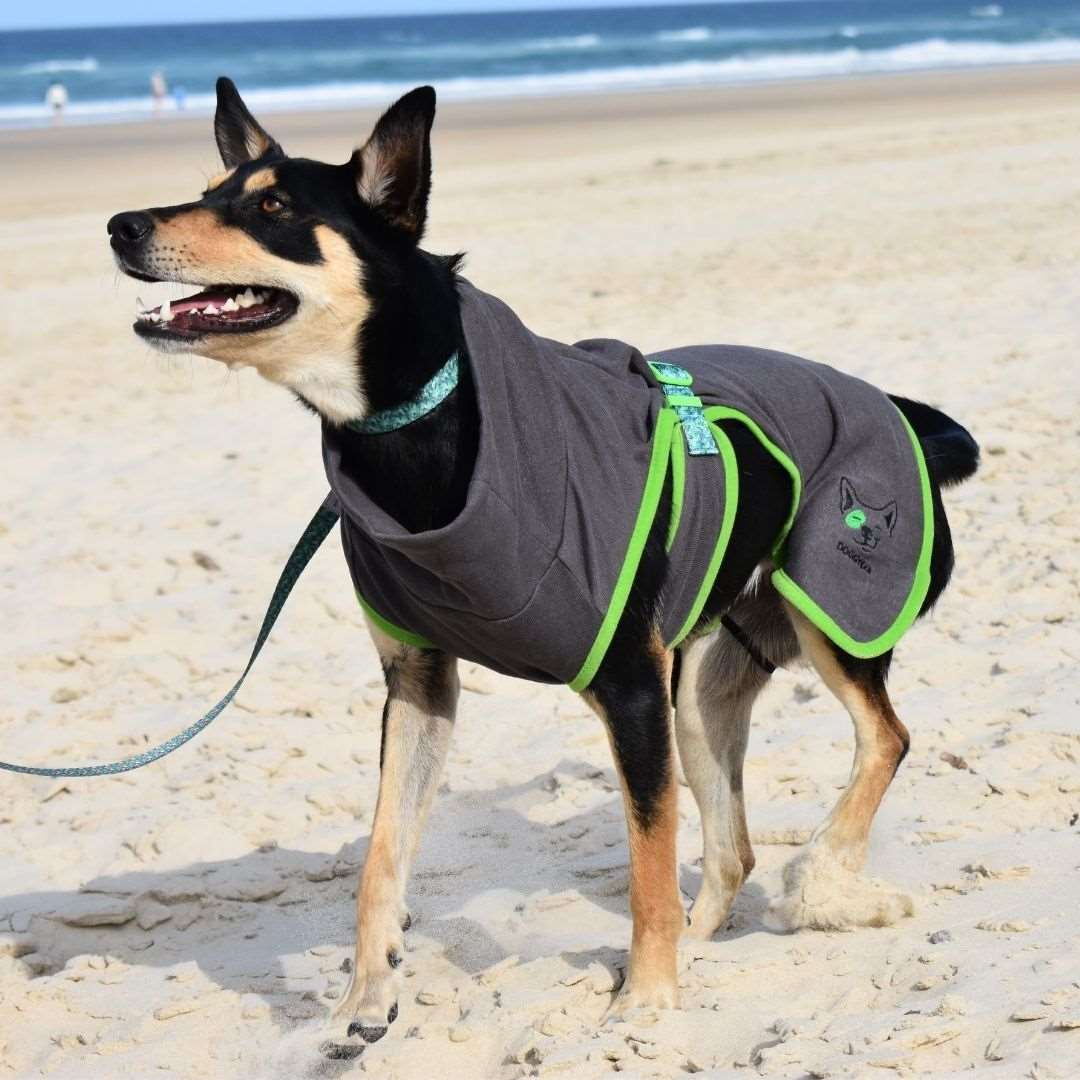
[4,34,1080,128]
[20,57,99,76]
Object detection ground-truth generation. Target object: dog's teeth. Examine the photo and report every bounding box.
[160,300,173,323]
[203,304,219,316]
[237,288,257,308]
[222,297,239,312]
[252,291,266,304]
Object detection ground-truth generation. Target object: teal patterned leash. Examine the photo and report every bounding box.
[0,503,339,778]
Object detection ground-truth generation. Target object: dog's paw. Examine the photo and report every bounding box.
[765,846,914,932]
[326,951,402,1059]
[604,976,680,1019]
[319,1038,365,1061]
[322,998,399,1060]
[346,999,399,1044]
[685,882,739,941]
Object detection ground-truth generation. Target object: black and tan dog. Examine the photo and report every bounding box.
[108,79,978,1053]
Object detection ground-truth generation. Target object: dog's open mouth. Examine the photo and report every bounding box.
[134,285,299,340]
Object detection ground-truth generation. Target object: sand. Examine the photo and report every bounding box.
[1,64,1078,1078]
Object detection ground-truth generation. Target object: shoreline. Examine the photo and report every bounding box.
[3,58,1080,142]
[5,60,1080,221]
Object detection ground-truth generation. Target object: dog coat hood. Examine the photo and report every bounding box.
[323,280,931,687]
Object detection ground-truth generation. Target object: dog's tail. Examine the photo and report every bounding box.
[889,395,980,489]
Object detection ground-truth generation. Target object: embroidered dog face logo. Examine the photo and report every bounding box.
[840,478,897,550]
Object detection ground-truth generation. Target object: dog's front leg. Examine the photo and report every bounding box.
[585,637,684,1011]
[334,627,458,1049]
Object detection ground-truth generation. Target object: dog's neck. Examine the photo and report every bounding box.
[321,254,478,535]
[348,352,460,435]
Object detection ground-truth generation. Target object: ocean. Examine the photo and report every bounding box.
[2,1,1079,128]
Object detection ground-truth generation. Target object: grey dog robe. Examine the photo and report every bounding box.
[323,281,931,689]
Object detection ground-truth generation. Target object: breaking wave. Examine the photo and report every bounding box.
[5,32,1080,127]
[20,57,99,76]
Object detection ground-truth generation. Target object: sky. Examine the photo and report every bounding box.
[4,0,754,33]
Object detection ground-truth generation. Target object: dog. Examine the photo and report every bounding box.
[108,78,978,1054]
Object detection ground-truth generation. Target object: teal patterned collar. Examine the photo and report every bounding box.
[348,352,460,434]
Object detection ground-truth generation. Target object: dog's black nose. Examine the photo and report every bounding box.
[107,211,153,247]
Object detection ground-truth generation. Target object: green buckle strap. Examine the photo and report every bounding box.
[648,361,719,456]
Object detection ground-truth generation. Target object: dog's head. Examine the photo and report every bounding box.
[108,78,436,423]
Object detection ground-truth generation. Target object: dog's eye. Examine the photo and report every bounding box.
[260,196,285,216]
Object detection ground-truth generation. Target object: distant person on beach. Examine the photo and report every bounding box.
[45,81,68,124]
[150,70,167,113]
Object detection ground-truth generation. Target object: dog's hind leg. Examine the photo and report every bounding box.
[674,632,767,939]
[768,604,914,932]
[675,589,800,939]
[585,633,685,1012]
[332,626,458,1052]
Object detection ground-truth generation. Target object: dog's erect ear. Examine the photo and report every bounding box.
[839,477,857,513]
[214,77,282,168]
[351,86,436,239]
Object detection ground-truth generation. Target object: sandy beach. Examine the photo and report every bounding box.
[1,63,1079,1078]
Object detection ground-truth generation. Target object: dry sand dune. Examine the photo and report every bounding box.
[1,65,1078,1078]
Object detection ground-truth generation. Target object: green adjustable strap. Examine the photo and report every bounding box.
[648,361,720,457]
[0,503,340,778]
[571,363,729,689]
[569,408,679,692]
[668,420,739,647]
[665,431,685,553]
